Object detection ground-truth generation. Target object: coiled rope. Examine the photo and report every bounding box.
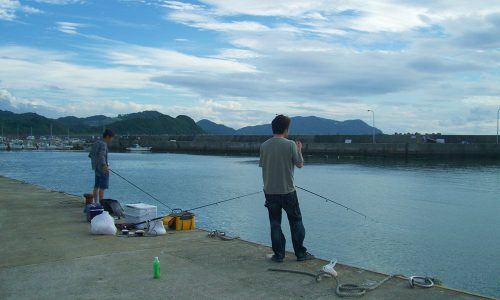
[268,268,435,297]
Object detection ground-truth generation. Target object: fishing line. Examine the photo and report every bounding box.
[295,185,374,221]
[108,169,371,222]
[109,169,174,211]
[121,192,263,227]
[185,191,263,212]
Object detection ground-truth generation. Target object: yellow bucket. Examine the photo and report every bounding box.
[163,210,196,231]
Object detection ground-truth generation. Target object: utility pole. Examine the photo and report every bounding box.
[367,110,375,144]
[497,108,500,144]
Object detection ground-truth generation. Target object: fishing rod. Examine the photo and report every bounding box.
[295,186,374,221]
[185,191,263,212]
[128,192,263,227]
[109,169,174,211]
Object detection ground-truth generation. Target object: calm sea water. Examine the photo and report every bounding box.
[0,151,499,297]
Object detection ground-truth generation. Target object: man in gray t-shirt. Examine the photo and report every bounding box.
[259,115,314,262]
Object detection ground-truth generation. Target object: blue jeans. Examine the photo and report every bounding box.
[265,191,307,259]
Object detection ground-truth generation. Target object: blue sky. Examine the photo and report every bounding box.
[1,0,500,133]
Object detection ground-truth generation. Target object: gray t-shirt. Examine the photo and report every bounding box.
[259,137,302,195]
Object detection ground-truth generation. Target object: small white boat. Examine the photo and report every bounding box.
[0,143,8,150]
[126,144,152,152]
[9,140,24,150]
[24,142,38,150]
[38,143,58,151]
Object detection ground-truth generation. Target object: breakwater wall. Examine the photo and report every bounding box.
[110,134,500,158]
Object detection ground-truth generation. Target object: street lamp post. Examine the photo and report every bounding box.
[367,110,375,144]
[497,108,500,144]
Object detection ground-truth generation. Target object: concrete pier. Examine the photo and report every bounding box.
[111,135,500,158]
[0,176,493,299]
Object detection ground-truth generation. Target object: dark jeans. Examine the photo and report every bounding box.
[265,191,307,259]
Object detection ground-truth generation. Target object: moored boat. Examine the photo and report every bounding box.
[126,144,152,152]
[24,142,38,150]
[9,140,24,150]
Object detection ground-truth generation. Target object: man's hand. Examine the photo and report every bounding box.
[102,165,109,174]
[295,140,304,168]
[295,140,303,152]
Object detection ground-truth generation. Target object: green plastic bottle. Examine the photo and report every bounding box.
[153,257,161,279]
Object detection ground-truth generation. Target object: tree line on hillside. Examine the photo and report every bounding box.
[0,110,203,136]
[0,109,382,136]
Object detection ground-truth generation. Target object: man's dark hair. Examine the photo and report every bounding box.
[103,129,115,138]
[272,115,291,134]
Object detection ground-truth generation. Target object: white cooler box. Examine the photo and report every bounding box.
[124,203,157,229]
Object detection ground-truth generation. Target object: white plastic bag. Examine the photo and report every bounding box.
[148,220,166,235]
[90,211,117,235]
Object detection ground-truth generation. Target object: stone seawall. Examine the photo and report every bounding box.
[109,134,500,158]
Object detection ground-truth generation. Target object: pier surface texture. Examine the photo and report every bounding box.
[0,176,493,300]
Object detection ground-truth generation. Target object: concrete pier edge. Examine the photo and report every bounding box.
[109,135,500,158]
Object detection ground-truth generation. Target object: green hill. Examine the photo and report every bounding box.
[0,110,67,136]
[107,113,203,135]
[196,119,237,135]
[0,110,204,136]
[237,116,382,135]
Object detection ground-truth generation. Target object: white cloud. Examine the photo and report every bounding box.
[199,0,427,33]
[0,88,168,117]
[0,89,16,103]
[197,0,500,33]
[56,21,84,34]
[166,8,269,32]
[105,44,258,73]
[0,89,63,115]
[212,48,259,59]
[34,0,82,4]
[0,0,42,21]
[0,46,153,91]
[62,99,165,116]
[160,0,202,11]
[463,96,500,107]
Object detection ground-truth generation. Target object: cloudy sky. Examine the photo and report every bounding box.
[1,0,499,133]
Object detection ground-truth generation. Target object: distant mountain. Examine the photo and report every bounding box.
[236,116,382,135]
[0,109,381,137]
[81,115,115,127]
[0,110,67,136]
[118,111,164,120]
[0,110,204,136]
[197,119,237,135]
[109,113,203,135]
[57,115,115,132]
